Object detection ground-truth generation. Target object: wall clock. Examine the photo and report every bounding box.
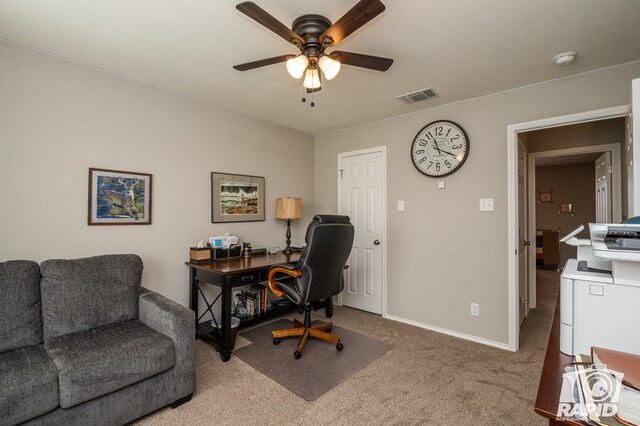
[411,120,470,177]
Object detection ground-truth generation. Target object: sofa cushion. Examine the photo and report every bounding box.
[40,254,143,341]
[44,319,175,409]
[0,344,59,425]
[0,260,42,353]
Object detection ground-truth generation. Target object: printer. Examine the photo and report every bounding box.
[559,223,640,356]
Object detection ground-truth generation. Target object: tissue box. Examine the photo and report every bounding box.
[212,246,241,260]
[189,247,211,263]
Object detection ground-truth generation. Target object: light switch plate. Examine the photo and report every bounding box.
[397,200,405,211]
[438,181,445,189]
[479,198,494,211]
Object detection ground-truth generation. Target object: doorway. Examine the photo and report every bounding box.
[506,105,629,351]
[525,142,622,310]
[337,146,386,315]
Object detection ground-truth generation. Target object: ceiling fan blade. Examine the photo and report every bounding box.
[321,0,385,47]
[329,51,393,71]
[236,2,303,46]
[233,55,294,71]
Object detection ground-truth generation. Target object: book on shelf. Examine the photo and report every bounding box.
[250,284,267,314]
[592,347,640,426]
[244,290,256,317]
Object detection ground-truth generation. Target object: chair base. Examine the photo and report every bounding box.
[271,308,342,358]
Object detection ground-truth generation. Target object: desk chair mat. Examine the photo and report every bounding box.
[234,319,393,401]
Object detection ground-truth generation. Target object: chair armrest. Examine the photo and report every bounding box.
[139,287,195,399]
[268,264,302,297]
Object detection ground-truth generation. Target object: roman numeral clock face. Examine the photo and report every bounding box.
[411,120,470,177]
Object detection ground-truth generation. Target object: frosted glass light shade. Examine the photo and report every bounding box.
[286,55,309,79]
[303,68,321,89]
[318,55,341,80]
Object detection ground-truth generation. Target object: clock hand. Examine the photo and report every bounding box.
[438,148,460,158]
[432,139,442,154]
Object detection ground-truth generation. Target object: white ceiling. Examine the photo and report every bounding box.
[1,0,639,135]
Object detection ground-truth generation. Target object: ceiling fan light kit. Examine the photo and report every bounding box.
[303,66,321,89]
[234,0,394,105]
[286,54,309,79]
[318,55,340,80]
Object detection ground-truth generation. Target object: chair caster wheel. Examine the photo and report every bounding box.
[273,338,280,345]
[336,342,344,351]
[294,351,302,359]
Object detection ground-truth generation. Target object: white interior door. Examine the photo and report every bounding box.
[595,152,612,223]
[339,149,384,314]
[518,140,529,325]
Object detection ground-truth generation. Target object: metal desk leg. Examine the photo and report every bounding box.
[220,276,233,362]
[189,267,198,339]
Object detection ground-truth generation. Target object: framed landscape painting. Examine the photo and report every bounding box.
[211,172,265,223]
[88,168,152,225]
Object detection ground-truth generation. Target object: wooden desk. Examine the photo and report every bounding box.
[188,252,324,362]
[534,291,586,425]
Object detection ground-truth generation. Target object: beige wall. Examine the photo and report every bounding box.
[0,41,314,309]
[535,163,596,264]
[314,61,640,345]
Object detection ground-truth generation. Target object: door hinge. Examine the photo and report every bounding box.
[339,169,343,178]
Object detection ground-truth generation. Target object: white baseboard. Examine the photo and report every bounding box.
[384,313,512,351]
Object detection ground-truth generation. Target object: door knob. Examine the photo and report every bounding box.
[523,240,531,246]
[374,239,381,245]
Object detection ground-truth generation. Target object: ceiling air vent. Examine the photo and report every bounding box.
[397,88,439,104]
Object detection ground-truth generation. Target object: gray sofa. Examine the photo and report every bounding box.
[0,254,195,426]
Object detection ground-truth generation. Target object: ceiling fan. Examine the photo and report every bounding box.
[233,0,393,100]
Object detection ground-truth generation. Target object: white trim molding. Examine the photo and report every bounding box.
[385,314,510,351]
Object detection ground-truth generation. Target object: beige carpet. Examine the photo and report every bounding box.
[136,270,558,425]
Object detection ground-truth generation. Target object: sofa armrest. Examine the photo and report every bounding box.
[139,287,195,399]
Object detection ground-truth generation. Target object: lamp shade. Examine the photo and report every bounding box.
[303,68,321,89]
[286,55,309,79]
[318,55,341,80]
[275,197,302,220]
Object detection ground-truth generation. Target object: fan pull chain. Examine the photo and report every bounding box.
[300,90,317,107]
[310,69,316,107]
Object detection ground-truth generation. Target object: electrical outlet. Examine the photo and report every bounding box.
[470,303,480,316]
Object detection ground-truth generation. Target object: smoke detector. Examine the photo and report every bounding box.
[553,51,577,66]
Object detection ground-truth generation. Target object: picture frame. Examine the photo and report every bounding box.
[211,172,265,223]
[88,168,152,225]
[560,202,574,214]
[539,192,552,203]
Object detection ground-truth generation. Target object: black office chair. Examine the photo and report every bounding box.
[267,214,354,359]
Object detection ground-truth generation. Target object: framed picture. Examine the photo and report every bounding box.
[211,172,265,223]
[88,168,152,225]
[560,202,574,213]
[539,192,552,203]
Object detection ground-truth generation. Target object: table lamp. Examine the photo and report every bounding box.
[275,197,302,254]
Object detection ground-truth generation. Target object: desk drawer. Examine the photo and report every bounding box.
[233,271,263,285]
